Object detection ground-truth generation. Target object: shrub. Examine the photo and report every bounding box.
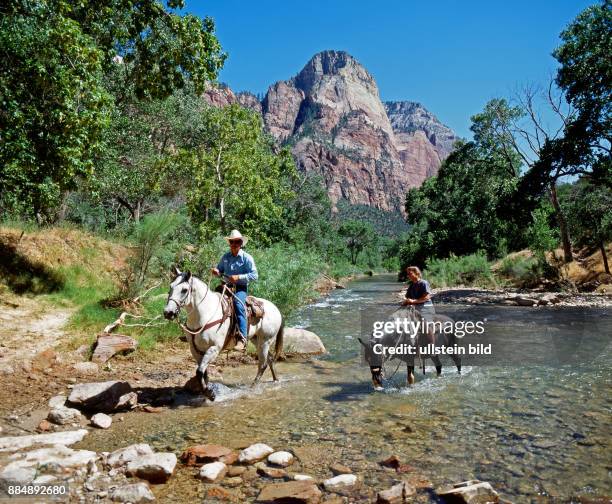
[496,255,541,287]
[424,253,495,288]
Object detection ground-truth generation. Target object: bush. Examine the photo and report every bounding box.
[496,255,541,287]
[424,253,495,288]
[114,211,184,301]
[250,243,321,315]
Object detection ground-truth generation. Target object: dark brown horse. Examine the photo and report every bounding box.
[358,306,462,389]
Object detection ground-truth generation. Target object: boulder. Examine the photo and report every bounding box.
[4,445,97,471]
[323,474,358,492]
[91,413,112,429]
[0,429,88,452]
[198,462,227,483]
[47,406,82,425]
[67,381,135,412]
[48,395,67,408]
[515,296,538,307]
[238,443,274,464]
[329,463,352,475]
[92,333,137,363]
[126,452,177,483]
[180,444,236,466]
[377,482,416,504]
[256,463,288,479]
[110,482,155,503]
[0,467,37,485]
[256,480,322,503]
[107,444,154,468]
[283,328,326,355]
[437,480,500,503]
[541,293,561,304]
[228,466,247,477]
[268,451,294,467]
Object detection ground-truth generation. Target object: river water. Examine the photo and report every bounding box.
[81,275,611,502]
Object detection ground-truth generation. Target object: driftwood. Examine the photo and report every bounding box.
[92,333,137,363]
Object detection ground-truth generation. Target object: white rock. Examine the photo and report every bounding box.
[91,413,112,429]
[47,406,82,425]
[267,451,294,467]
[48,395,67,408]
[323,474,358,491]
[293,474,314,481]
[0,466,36,485]
[198,461,227,482]
[126,453,177,483]
[4,445,97,471]
[110,482,155,503]
[107,444,154,468]
[238,443,274,464]
[283,327,327,354]
[0,429,88,452]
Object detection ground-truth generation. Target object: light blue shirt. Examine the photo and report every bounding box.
[217,249,258,286]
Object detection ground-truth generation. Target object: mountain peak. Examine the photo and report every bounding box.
[293,50,373,94]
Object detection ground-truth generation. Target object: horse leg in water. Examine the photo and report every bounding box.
[407,364,415,385]
[406,354,415,385]
[450,354,462,374]
[196,346,219,401]
[431,355,443,376]
[253,337,274,384]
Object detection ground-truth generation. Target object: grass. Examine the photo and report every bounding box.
[424,253,497,288]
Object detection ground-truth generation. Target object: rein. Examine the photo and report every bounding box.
[171,276,225,337]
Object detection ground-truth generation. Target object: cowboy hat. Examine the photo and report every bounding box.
[225,229,249,246]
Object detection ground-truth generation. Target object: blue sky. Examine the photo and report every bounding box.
[186,1,594,139]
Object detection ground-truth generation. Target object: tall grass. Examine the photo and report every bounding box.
[424,253,496,288]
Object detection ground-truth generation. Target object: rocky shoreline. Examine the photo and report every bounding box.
[0,411,509,503]
[430,287,612,308]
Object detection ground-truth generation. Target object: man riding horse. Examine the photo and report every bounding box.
[210,229,257,351]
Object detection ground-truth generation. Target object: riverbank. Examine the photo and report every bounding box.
[430,286,612,308]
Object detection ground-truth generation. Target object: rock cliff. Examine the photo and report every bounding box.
[203,51,458,213]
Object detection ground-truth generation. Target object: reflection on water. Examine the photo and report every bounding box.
[80,275,611,502]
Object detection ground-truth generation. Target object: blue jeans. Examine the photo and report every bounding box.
[234,288,248,340]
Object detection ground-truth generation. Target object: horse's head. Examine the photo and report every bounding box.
[163,267,193,320]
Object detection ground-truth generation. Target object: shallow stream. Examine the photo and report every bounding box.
[80,275,611,502]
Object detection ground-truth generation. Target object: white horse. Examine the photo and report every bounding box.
[163,269,284,401]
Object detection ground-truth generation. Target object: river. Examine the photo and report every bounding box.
[81,274,611,502]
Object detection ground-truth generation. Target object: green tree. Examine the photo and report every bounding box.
[553,0,611,186]
[563,180,612,274]
[0,7,110,220]
[0,0,225,220]
[91,87,203,223]
[338,220,376,265]
[185,104,296,243]
[401,100,522,267]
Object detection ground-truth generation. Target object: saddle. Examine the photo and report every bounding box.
[215,284,265,351]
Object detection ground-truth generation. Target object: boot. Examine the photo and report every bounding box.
[233,332,247,352]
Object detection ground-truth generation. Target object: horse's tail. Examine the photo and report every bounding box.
[274,316,284,360]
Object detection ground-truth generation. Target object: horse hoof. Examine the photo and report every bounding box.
[373,386,384,392]
[203,388,216,401]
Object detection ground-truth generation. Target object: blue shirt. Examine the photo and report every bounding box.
[406,279,433,306]
[217,249,258,286]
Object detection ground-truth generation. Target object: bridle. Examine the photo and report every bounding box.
[167,275,225,337]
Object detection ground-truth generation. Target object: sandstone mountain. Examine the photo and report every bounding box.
[204,51,458,214]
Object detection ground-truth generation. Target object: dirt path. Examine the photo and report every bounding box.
[0,296,74,373]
